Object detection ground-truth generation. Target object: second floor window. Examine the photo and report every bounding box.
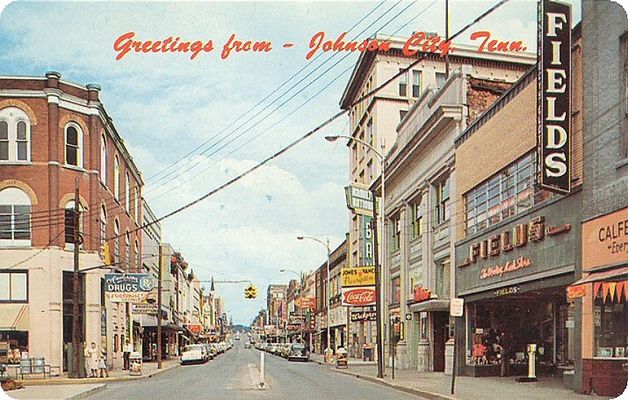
[398,69,407,96]
[100,135,108,185]
[0,271,28,302]
[436,72,447,89]
[125,173,131,213]
[114,156,120,200]
[65,124,82,167]
[0,107,31,162]
[434,176,450,225]
[0,187,31,246]
[464,151,552,236]
[410,200,424,240]
[390,216,401,253]
[412,70,422,97]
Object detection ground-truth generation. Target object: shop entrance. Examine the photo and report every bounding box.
[433,312,448,372]
[467,286,573,376]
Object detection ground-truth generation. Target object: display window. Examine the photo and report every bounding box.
[593,282,627,358]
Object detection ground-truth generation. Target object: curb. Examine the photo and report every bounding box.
[332,369,456,400]
[19,364,180,386]
[66,384,107,400]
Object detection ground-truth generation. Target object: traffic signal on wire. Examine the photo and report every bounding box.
[244,285,257,299]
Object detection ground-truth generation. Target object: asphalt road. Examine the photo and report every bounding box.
[87,341,424,400]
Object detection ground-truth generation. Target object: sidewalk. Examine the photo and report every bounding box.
[4,384,105,400]
[18,358,180,386]
[326,364,614,400]
[310,352,376,366]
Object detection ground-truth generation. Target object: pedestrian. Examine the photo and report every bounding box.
[98,350,108,378]
[87,342,99,378]
[123,339,133,370]
[81,342,89,377]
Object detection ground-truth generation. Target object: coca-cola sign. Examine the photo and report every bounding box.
[342,286,376,306]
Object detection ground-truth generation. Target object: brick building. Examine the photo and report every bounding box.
[0,72,143,371]
[452,25,583,389]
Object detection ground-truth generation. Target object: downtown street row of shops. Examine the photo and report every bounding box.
[255,0,627,397]
[0,73,229,375]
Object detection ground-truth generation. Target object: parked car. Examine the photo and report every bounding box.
[267,343,277,354]
[287,342,309,362]
[244,342,251,349]
[204,344,216,359]
[180,344,208,365]
[280,343,291,358]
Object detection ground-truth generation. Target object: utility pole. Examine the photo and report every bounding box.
[71,181,81,378]
[157,244,163,369]
[372,189,384,379]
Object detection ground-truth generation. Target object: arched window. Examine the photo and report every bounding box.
[125,231,130,269]
[0,107,31,162]
[134,187,140,221]
[134,239,140,269]
[100,135,107,185]
[125,173,130,213]
[0,187,31,246]
[114,155,120,200]
[64,123,83,167]
[113,220,120,264]
[64,200,85,247]
[100,205,107,249]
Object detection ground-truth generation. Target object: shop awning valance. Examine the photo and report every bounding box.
[567,266,628,300]
[0,305,28,331]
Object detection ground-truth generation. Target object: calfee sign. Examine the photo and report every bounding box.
[582,207,628,271]
[537,0,571,194]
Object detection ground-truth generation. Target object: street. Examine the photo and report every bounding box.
[86,341,423,400]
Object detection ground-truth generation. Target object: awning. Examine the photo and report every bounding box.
[568,266,628,300]
[0,305,28,331]
[408,299,450,313]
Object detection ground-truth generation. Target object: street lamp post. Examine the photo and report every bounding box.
[325,134,385,379]
[297,235,332,361]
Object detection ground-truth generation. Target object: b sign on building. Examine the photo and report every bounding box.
[537,0,571,194]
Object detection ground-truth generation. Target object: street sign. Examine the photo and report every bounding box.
[450,298,464,317]
[341,266,375,287]
[105,273,154,302]
[344,185,374,216]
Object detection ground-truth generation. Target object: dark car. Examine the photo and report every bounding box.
[287,343,309,362]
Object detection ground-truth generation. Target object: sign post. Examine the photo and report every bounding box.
[450,298,464,395]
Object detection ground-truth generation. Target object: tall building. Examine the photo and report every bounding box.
[266,284,287,342]
[0,72,144,371]
[339,33,534,367]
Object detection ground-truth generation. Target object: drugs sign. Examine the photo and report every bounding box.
[105,274,154,302]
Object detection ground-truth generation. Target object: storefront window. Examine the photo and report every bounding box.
[594,293,627,358]
[465,152,552,236]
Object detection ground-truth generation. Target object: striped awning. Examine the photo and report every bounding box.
[0,304,29,331]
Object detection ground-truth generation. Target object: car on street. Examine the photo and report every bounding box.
[280,343,291,358]
[244,342,251,349]
[180,344,209,365]
[204,343,216,359]
[287,342,309,362]
[267,343,277,354]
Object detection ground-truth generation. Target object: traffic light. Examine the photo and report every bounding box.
[244,285,258,299]
[100,242,112,265]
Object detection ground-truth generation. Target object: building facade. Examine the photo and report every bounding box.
[452,25,583,389]
[0,72,143,371]
[573,0,628,396]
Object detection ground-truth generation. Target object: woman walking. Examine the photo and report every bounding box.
[87,342,99,378]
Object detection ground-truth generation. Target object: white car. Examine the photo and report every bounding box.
[180,344,208,365]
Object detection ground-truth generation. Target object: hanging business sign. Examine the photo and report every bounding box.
[359,215,374,265]
[344,185,374,216]
[350,310,377,322]
[132,289,159,315]
[342,286,376,307]
[105,273,154,302]
[537,0,571,194]
[295,297,316,310]
[341,266,376,287]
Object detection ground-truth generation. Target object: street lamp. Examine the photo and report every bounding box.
[325,134,385,379]
[297,235,332,361]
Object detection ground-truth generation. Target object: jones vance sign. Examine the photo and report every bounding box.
[537,0,571,194]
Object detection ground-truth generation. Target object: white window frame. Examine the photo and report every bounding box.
[100,205,107,249]
[114,155,120,200]
[0,270,28,303]
[64,122,83,168]
[0,187,31,247]
[100,134,108,185]
[125,173,131,213]
[0,107,31,163]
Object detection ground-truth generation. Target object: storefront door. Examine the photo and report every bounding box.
[433,312,448,371]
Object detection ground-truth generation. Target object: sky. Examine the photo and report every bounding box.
[0,0,586,324]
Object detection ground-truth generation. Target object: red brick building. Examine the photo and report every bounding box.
[0,71,143,371]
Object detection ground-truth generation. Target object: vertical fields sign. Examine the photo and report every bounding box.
[537,0,571,194]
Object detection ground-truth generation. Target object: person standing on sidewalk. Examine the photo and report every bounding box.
[88,342,99,378]
[123,339,133,370]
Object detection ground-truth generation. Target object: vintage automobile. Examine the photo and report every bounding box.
[287,342,309,362]
[180,344,208,365]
